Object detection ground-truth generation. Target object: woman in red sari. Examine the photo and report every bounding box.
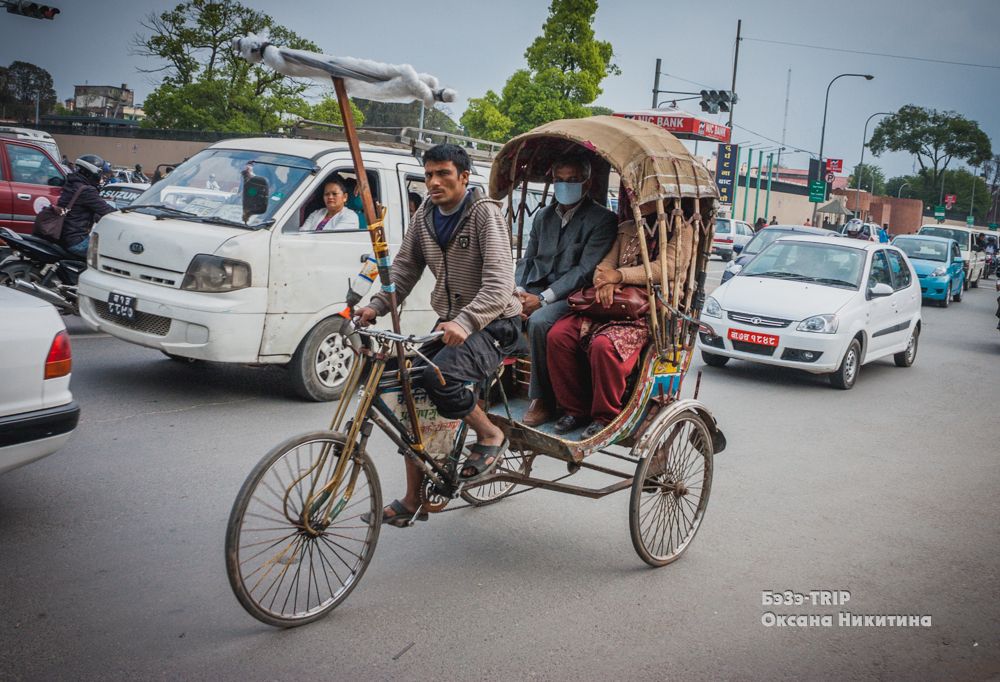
[546,215,664,440]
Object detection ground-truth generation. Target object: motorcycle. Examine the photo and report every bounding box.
[0,227,86,314]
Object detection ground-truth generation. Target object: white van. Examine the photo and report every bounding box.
[916,224,986,289]
[0,126,61,163]
[78,137,493,400]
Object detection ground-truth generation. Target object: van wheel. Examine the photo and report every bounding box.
[829,339,861,390]
[290,317,360,401]
[971,271,980,288]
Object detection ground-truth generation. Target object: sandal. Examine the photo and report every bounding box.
[459,438,509,483]
[361,499,428,528]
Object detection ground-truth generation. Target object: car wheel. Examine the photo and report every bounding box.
[829,338,861,390]
[161,351,202,365]
[952,280,962,302]
[893,327,919,367]
[963,275,970,291]
[701,351,729,368]
[940,286,951,307]
[290,317,361,401]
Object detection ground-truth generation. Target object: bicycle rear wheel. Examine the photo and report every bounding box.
[225,431,382,627]
[629,411,713,567]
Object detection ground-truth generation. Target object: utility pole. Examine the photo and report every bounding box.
[777,69,791,171]
[652,58,662,108]
[34,90,39,125]
[727,20,741,129]
[763,153,775,221]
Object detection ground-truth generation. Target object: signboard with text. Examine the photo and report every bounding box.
[714,143,738,204]
[945,194,957,209]
[826,158,843,173]
[809,180,826,203]
[966,215,975,226]
[934,205,945,220]
[612,111,732,142]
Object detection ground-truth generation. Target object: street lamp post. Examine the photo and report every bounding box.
[897,182,910,198]
[813,73,875,224]
[856,111,891,222]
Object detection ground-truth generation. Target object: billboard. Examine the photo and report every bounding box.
[715,143,738,204]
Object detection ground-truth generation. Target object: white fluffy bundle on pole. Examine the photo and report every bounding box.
[232,35,457,107]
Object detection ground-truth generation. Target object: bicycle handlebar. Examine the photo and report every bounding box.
[353,322,444,346]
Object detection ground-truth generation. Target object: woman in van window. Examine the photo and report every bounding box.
[300,178,360,232]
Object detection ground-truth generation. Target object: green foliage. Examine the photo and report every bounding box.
[462,0,618,140]
[289,96,364,127]
[0,61,57,122]
[353,100,459,134]
[868,105,992,190]
[886,169,991,221]
[135,0,320,132]
[847,163,886,195]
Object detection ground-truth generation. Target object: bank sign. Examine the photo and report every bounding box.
[613,112,732,142]
[715,143,738,204]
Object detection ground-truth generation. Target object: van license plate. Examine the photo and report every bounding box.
[107,293,136,321]
[728,328,778,347]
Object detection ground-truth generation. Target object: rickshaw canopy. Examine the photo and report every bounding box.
[489,115,720,206]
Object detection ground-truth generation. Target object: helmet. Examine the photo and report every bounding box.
[846,221,862,235]
[101,161,113,174]
[134,163,142,171]
[75,154,106,183]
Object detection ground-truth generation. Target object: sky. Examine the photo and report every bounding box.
[1,0,998,181]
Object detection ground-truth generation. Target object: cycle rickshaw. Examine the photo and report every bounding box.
[225,115,727,628]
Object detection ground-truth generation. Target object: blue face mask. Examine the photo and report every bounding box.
[553,181,584,205]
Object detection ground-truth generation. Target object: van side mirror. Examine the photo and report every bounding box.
[242,176,269,221]
[733,243,744,254]
[48,176,65,187]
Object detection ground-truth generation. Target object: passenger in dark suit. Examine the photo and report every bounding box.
[515,155,618,426]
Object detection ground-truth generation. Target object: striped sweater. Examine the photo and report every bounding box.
[369,187,522,333]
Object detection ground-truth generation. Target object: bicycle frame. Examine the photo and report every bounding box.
[297,327,467,534]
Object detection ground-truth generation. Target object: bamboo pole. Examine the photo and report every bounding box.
[332,77,423,449]
[630,195,660,348]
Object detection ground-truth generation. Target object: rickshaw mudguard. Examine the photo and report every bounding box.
[632,398,726,456]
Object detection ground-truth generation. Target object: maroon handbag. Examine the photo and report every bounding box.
[567,285,650,321]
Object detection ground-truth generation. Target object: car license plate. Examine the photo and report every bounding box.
[107,292,136,321]
[728,328,778,347]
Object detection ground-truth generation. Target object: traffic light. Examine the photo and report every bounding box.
[699,90,736,114]
[4,1,60,19]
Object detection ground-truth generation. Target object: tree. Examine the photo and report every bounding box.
[886,170,990,221]
[868,105,992,196]
[353,100,459,134]
[462,0,618,141]
[288,96,364,128]
[847,163,886,195]
[0,61,57,122]
[134,0,320,132]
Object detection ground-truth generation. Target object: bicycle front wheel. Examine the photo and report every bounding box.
[225,431,382,627]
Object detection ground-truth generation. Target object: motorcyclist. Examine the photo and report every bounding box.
[133,163,148,183]
[845,221,865,240]
[54,155,116,258]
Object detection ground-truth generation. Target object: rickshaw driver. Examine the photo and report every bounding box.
[357,144,523,527]
[514,155,618,427]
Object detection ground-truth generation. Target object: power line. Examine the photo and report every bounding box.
[732,123,817,157]
[662,72,712,89]
[744,37,1000,70]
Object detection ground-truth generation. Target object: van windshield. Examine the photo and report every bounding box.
[919,226,971,250]
[130,149,313,227]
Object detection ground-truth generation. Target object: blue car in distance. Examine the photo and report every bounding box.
[892,234,964,307]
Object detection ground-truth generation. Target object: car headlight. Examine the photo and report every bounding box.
[87,231,99,268]
[181,254,251,292]
[930,266,946,277]
[702,296,723,318]
[797,314,839,334]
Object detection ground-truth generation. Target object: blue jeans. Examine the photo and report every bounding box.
[66,236,89,257]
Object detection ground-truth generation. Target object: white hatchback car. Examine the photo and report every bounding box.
[698,235,921,389]
[0,287,79,473]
